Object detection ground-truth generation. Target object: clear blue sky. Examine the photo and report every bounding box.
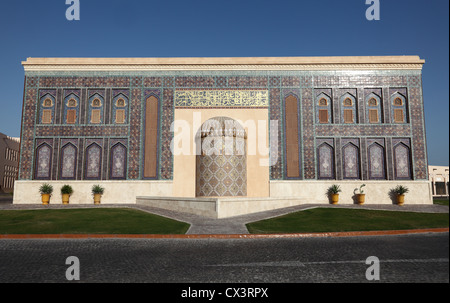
[0,0,448,165]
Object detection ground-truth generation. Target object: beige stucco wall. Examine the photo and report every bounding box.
[172,108,270,198]
[428,165,449,182]
[270,180,433,204]
[13,180,173,204]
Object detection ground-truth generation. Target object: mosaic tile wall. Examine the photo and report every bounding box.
[19,70,428,182]
[196,116,247,197]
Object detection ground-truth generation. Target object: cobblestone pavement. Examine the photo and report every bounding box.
[0,199,448,234]
[0,233,448,283]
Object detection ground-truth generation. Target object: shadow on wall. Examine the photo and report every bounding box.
[0,192,14,204]
[387,189,398,205]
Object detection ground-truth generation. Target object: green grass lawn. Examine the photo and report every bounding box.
[246,208,449,234]
[0,208,190,235]
[434,198,449,206]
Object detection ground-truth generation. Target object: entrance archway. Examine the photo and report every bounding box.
[196,116,247,197]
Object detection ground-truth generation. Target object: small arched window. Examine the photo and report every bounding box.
[393,97,403,106]
[366,93,383,124]
[318,98,328,106]
[391,93,408,123]
[43,98,53,107]
[316,93,332,124]
[91,98,102,107]
[343,98,353,107]
[113,94,128,124]
[116,98,126,107]
[40,94,55,124]
[368,98,377,106]
[341,94,357,124]
[64,93,80,124]
[67,98,77,107]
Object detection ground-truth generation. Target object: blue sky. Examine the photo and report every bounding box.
[0,0,448,165]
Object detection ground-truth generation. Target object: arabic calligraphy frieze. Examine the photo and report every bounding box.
[175,90,269,107]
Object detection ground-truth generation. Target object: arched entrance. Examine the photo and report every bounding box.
[196,117,247,197]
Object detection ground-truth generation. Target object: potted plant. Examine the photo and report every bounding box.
[60,185,73,205]
[92,185,104,204]
[39,183,53,205]
[327,184,342,204]
[392,185,409,206]
[353,184,366,205]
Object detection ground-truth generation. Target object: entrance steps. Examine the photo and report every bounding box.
[136,196,309,219]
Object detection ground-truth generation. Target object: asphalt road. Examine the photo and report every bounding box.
[0,233,448,285]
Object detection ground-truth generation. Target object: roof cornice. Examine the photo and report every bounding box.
[22,56,425,71]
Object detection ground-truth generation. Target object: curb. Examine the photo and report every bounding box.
[0,228,448,239]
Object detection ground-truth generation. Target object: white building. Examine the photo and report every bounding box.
[429,165,449,197]
[0,132,20,193]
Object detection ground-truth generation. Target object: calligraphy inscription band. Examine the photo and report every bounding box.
[175,90,269,107]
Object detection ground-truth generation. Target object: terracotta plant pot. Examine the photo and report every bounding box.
[357,194,365,205]
[94,193,102,204]
[397,194,405,206]
[62,193,70,205]
[331,194,339,204]
[41,194,50,205]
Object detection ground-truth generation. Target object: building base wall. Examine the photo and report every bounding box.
[13,180,432,218]
[13,180,173,205]
[270,180,433,205]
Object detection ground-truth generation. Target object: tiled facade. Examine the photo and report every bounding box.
[18,57,429,198]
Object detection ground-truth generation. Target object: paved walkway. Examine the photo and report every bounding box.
[1,198,448,234]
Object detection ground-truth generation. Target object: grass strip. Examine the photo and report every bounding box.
[246,208,449,234]
[433,198,449,206]
[0,208,190,235]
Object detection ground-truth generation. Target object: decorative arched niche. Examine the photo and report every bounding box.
[84,143,102,180]
[317,141,335,180]
[195,116,247,197]
[393,141,412,180]
[60,142,77,179]
[34,143,52,180]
